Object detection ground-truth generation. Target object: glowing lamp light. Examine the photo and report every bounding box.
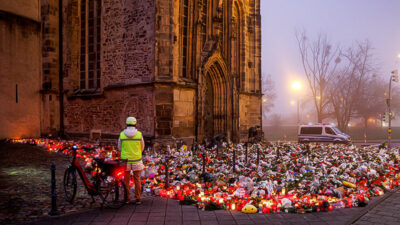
[291,81,302,91]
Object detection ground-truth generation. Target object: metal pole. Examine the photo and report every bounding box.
[245,142,248,165]
[202,147,206,176]
[165,155,169,189]
[49,163,58,215]
[232,148,236,173]
[276,146,280,160]
[256,145,260,167]
[388,76,392,150]
[297,95,300,126]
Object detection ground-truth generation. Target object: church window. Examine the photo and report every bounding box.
[200,0,208,45]
[80,0,101,89]
[181,0,189,78]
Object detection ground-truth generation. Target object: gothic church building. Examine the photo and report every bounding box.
[41,0,262,145]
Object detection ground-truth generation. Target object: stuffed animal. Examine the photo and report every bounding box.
[241,204,258,214]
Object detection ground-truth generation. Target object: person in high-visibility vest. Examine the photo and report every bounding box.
[118,116,145,204]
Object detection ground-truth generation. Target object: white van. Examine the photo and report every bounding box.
[298,124,351,144]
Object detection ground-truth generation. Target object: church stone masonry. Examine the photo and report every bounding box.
[58,0,262,146]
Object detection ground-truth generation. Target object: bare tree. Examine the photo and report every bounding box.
[329,40,374,132]
[268,113,283,130]
[355,75,386,131]
[296,31,341,123]
[261,74,276,123]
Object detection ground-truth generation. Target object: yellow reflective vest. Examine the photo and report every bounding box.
[120,131,142,163]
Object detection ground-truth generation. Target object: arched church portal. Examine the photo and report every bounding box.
[199,60,231,142]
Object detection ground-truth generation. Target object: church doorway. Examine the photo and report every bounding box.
[199,60,231,142]
[204,74,214,139]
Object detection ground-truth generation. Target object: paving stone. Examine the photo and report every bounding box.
[109,217,130,223]
[200,220,219,225]
[74,216,95,222]
[127,221,146,225]
[165,221,182,225]
[384,222,400,225]
[199,216,218,221]
[183,213,200,221]
[183,221,201,225]
[30,189,400,225]
[217,215,235,221]
[147,216,164,222]
[149,212,166,217]
[218,221,238,225]
[235,219,255,225]
[354,221,373,225]
[71,223,93,225]
[145,221,164,225]
[308,222,328,225]
[130,212,149,222]
[250,217,268,223]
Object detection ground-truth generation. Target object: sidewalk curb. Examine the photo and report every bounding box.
[345,187,400,225]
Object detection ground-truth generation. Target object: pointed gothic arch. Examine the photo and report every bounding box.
[231,0,245,91]
[198,53,232,141]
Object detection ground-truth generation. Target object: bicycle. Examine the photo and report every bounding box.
[63,145,127,208]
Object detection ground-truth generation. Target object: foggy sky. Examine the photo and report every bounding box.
[261,0,400,119]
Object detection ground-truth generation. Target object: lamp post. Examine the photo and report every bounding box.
[387,70,399,150]
[291,81,302,126]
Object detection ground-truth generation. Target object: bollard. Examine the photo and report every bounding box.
[276,146,280,160]
[202,147,206,176]
[245,142,248,165]
[233,148,236,173]
[256,145,260,167]
[193,142,197,155]
[49,163,58,216]
[165,155,169,189]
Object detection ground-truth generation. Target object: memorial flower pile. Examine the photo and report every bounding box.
[10,139,400,214]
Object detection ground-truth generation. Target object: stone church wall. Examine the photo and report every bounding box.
[102,0,155,87]
[64,86,154,138]
[239,94,262,140]
[63,0,156,140]
[172,87,196,143]
[41,0,60,136]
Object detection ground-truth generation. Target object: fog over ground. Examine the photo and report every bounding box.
[261,0,400,123]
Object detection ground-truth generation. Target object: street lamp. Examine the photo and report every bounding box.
[387,69,398,150]
[291,81,302,126]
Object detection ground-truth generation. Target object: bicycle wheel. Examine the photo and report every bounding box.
[99,178,127,209]
[64,167,77,203]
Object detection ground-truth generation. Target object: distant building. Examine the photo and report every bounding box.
[1,0,263,145]
[0,0,42,139]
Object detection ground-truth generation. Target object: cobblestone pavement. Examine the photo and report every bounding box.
[353,189,400,225]
[24,191,395,225]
